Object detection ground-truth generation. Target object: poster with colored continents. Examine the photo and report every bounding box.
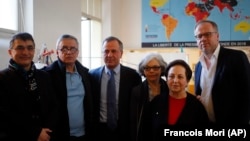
[142,0,250,48]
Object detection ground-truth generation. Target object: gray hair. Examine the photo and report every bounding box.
[138,52,167,76]
[56,34,79,50]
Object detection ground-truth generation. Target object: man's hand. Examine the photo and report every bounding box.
[37,128,52,141]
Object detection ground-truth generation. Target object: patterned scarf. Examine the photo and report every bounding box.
[9,59,41,118]
[9,59,38,92]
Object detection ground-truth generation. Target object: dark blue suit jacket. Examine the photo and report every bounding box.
[89,64,142,141]
[195,46,250,125]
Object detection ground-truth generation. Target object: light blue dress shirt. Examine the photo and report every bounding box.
[66,68,85,137]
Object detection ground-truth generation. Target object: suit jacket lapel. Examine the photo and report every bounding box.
[212,47,225,93]
[195,62,202,95]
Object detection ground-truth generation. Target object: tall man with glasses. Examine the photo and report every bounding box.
[43,34,93,141]
[0,32,58,141]
[194,20,250,125]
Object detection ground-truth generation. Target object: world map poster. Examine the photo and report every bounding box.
[141,0,250,48]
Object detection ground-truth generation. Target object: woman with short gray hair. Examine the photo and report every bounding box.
[130,52,168,141]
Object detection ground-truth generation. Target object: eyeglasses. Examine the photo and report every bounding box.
[144,66,161,71]
[194,32,217,40]
[12,46,35,51]
[59,47,78,53]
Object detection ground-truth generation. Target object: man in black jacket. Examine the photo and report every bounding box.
[0,32,57,141]
[43,34,93,141]
[194,20,250,125]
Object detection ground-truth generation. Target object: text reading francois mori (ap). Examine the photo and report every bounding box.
[161,127,250,139]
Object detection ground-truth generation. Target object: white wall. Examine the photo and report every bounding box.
[120,0,142,49]
[34,0,81,47]
[0,0,82,69]
[0,37,11,69]
[102,0,141,49]
[32,0,82,61]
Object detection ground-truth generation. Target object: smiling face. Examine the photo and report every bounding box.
[8,39,35,71]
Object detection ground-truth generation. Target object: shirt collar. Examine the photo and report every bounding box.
[66,65,78,73]
[213,44,220,59]
[199,44,220,61]
[104,64,120,74]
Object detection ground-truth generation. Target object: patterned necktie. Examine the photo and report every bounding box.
[107,70,117,130]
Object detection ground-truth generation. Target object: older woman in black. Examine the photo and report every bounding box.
[130,53,168,141]
[165,59,209,126]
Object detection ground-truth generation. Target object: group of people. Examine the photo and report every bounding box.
[0,20,250,141]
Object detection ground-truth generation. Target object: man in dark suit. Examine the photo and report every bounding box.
[194,20,250,125]
[89,36,142,141]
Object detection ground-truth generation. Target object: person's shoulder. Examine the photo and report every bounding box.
[120,64,137,72]
[121,65,141,77]
[0,68,8,73]
[35,69,53,80]
[186,92,200,102]
[221,46,246,56]
[0,68,9,78]
[186,92,206,106]
[36,68,50,75]
[89,66,103,74]
[75,60,89,71]
[186,92,196,97]
[42,61,59,72]
[221,47,249,63]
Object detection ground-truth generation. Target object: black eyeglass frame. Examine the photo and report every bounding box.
[58,47,78,53]
[194,32,217,40]
[143,66,161,71]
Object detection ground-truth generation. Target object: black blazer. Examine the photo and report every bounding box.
[130,79,209,141]
[0,64,57,141]
[89,64,142,141]
[43,59,93,141]
[195,46,250,125]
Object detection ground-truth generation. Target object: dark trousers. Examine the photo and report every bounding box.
[70,135,86,141]
[97,123,119,141]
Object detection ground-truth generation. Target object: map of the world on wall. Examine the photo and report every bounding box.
[142,0,250,48]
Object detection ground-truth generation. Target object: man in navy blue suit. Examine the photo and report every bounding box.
[89,36,142,141]
[194,20,250,125]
